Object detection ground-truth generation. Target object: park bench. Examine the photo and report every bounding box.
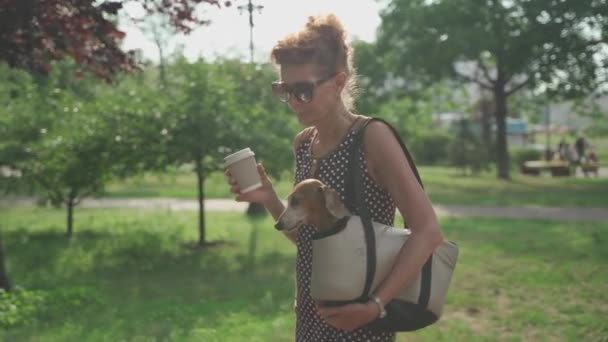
[521,160,601,177]
[521,160,572,177]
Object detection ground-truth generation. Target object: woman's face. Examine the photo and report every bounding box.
[277,63,342,126]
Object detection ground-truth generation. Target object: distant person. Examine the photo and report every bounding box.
[564,143,578,163]
[584,151,599,177]
[575,135,587,163]
[557,139,567,160]
[588,151,598,164]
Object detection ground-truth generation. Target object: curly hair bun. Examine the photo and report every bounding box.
[271,14,358,109]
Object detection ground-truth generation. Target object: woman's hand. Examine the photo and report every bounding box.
[315,301,379,332]
[225,163,276,206]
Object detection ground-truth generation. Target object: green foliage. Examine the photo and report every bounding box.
[377,0,608,178]
[0,61,143,215]
[157,59,296,177]
[378,0,608,97]
[571,98,608,137]
[1,58,299,234]
[510,147,543,167]
[0,288,45,328]
[0,286,104,329]
[410,131,452,165]
[203,60,297,179]
[448,120,491,175]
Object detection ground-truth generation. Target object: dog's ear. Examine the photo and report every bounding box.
[322,185,351,219]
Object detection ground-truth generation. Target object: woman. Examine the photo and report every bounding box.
[227,14,444,342]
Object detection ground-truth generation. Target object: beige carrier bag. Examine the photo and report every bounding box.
[310,117,459,332]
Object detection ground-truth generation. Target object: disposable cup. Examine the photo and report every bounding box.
[224,148,263,194]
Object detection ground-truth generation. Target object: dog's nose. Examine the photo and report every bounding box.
[274,221,285,231]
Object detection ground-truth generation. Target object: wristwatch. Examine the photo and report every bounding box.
[369,294,387,319]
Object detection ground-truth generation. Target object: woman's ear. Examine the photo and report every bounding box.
[322,185,351,219]
[334,72,347,93]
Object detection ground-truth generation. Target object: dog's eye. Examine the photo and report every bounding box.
[290,197,299,206]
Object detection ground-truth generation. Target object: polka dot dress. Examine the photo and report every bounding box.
[293,128,397,342]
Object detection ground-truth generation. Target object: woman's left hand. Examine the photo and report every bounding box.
[315,301,379,332]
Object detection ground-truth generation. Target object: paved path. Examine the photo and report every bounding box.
[3,198,607,222]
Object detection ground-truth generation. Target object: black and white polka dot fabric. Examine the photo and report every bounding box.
[293,129,396,342]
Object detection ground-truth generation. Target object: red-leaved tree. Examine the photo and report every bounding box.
[0,0,230,80]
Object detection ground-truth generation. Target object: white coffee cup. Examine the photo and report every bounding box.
[224,148,263,194]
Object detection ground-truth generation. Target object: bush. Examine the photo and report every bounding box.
[511,147,542,167]
[0,286,103,328]
[0,288,45,328]
[448,120,491,175]
[410,131,451,165]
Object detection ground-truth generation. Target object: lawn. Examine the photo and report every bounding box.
[103,166,608,208]
[1,207,607,341]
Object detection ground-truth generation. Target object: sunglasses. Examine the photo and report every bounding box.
[271,73,336,103]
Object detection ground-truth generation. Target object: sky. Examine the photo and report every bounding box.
[119,0,384,63]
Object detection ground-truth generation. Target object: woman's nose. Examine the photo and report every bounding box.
[288,97,309,113]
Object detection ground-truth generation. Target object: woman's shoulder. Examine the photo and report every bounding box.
[293,126,316,150]
[360,117,395,144]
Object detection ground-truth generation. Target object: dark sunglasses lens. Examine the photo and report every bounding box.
[293,83,314,103]
[271,83,289,102]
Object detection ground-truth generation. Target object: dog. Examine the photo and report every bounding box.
[274,178,351,233]
[274,178,459,323]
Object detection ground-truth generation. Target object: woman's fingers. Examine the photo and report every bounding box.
[230,184,240,194]
[316,304,342,318]
[224,169,238,187]
[257,163,269,182]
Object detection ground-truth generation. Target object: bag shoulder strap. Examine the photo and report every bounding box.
[355,117,424,188]
[349,117,432,308]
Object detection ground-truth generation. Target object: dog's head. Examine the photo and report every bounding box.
[274,179,351,233]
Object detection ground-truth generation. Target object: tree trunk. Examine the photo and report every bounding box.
[0,235,10,291]
[494,81,510,180]
[66,196,75,237]
[480,98,493,149]
[195,158,206,247]
[246,202,266,217]
[156,39,167,89]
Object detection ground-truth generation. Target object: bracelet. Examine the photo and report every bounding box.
[369,294,387,319]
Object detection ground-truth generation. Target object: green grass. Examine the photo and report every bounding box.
[1,207,607,341]
[103,167,608,208]
[591,136,608,162]
[420,167,608,207]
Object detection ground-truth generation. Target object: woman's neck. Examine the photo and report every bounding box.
[313,106,358,144]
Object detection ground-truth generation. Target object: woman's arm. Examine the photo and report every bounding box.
[315,121,445,330]
[363,120,445,308]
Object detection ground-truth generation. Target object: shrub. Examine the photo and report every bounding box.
[511,147,542,167]
[0,288,45,328]
[448,120,491,175]
[409,131,451,165]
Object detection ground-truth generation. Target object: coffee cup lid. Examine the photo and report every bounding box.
[224,148,255,166]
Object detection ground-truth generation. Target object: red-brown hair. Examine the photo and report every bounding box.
[271,14,358,109]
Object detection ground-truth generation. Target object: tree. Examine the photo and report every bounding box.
[0,0,229,291]
[378,0,608,179]
[218,60,297,216]
[0,0,228,79]
[157,59,295,246]
[162,59,241,247]
[0,60,169,237]
[449,119,491,175]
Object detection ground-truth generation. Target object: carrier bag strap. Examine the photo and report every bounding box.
[349,117,432,308]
